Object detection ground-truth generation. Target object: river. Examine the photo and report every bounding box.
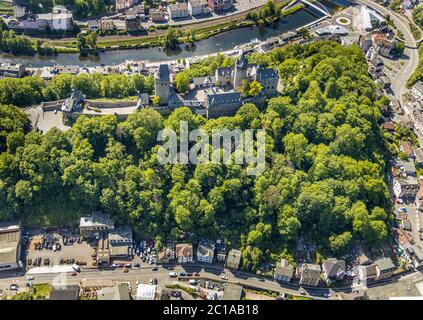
[0,7,326,67]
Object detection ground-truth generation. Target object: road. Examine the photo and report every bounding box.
[0,264,333,300]
[356,0,420,104]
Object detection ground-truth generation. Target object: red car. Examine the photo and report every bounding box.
[71,271,77,276]
[193,272,200,276]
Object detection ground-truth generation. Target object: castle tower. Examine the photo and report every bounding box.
[233,50,249,91]
[154,64,170,105]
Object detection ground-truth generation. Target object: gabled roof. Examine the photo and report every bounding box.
[322,258,346,279]
[374,257,395,271]
[274,259,294,277]
[207,91,241,107]
[175,243,193,258]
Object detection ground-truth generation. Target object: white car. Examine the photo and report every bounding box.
[221,275,228,280]
[26,276,34,281]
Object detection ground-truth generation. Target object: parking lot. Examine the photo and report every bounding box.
[25,230,96,270]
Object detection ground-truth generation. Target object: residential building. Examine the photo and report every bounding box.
[37,7,74,31]
[87,20,100,31]
[414,148,423,167]
[393,159,419,199]
[175,243,194,263]
[411,81,423,100]
[393,175,419,199]
[116,0,136,13]
[393,228,413,253]
[382,122,395,133]
[409,244,423,267]
[167,3,189,19]
[358,265,377,284]
[97,283,131,300]
[400,218,412,231]
[136,284,157,300]
[394,159,417,176]
[358,34,372,53]
[126,4,145,15]
[416,181,423,212]
[375,258,395,280]
[222,283,243,300]
[154,64,170,105]
[108,226,133,258]
[226,249,241,269]
[208,0,233,12]
[49,286,80,300]
[150,9,167,22]
[188,0,209,15]
[400,141,414,159]
[297,263,321,287]
[100,19,115,31]
[125,14,142,32]
[197,241,215,264]
[372,33,396,58]
[273,259,294,283]
[0,221,21,271]
[0,63,26,78]
[157,245,176,263]
[79,213,115,238]
[215,239,226,262]
[321,258,346,284]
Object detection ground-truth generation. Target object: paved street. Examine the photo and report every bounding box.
[356,0,420,105]
[0,264,335,300]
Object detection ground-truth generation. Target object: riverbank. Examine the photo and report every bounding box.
[38,0,304,54]
[0,6,326,67]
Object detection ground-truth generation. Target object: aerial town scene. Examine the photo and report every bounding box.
[0,0,422,308]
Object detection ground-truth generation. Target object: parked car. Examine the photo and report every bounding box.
[179,272,187,277]
[169,272,178,278]
[123,268,129,273]
[398,207,408,213]
[193,272,200,276]
[221,275,228,280]
[71,272,77,276]
[10,284,18,291]
[152,267,158,271]
[26,276,34,281]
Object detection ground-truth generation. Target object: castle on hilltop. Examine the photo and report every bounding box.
[152,50,280,118]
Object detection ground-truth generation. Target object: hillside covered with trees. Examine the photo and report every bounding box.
[0,41,393,269]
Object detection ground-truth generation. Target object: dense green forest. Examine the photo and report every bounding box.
[22,0,114,18]
[0,41,393,269]
[0,73,154,106]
